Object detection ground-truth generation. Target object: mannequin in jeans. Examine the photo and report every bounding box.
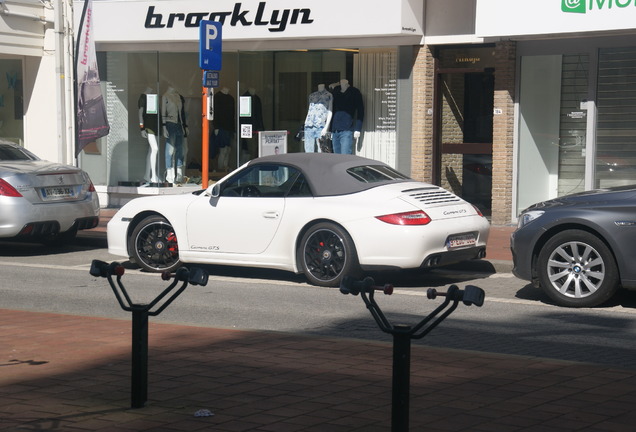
[161,86,188,184]
[329,79,364,154]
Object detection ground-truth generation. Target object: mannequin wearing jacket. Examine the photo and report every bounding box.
[303,84,333,152]
[330,79,364,154]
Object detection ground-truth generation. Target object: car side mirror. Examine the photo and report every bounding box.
[211,184,220,198]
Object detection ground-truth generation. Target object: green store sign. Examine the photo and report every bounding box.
[563,0,636,13]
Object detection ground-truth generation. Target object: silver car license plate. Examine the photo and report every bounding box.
[42,186,75,199]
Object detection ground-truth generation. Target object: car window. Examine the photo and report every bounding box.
[0,144,38,161]
[346,165,410,183]
[220,164,302,197]
[285,173,313,197]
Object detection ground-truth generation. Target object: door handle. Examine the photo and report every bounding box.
[263,211,280,219]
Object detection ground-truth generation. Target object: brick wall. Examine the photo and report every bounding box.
[410,45,435,183]
[491,41,516,226]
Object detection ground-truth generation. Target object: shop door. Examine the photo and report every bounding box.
[436,71,494,216]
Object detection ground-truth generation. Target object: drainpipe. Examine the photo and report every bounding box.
[53,0,67,164]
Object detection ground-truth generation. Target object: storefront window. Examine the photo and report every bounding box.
[82,48,399,187]
[596,46,636,188]
[0,59,24,145]
[517,54,588,214]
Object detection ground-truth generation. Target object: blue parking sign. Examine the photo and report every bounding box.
[199,20,222,70]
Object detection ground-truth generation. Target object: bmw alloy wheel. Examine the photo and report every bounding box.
[537,229,618,307]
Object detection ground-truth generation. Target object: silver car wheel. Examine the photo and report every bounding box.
[545,240,605,299]
[537,229,619,307]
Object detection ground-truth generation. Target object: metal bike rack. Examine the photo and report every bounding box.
[90,260,209,409]
[340,276,485,432]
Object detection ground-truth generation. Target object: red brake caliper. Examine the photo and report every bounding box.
[166,232,178,254]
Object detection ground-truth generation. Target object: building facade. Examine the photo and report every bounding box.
[76,0,423,207]
[0,0,74,164]
[411,0,636,225]
[5,1,636,226]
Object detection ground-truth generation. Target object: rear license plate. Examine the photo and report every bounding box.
[42,186,76,199]
[447,233,477,248]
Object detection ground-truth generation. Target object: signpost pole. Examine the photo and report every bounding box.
[199,20,222,190]
[202,87,210,189]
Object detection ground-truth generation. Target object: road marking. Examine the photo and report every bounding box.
[3,261,636,314]
[0,261,94,271]
[0,261,306,285]
[394,288,636,314]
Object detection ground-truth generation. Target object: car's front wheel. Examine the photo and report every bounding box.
[129,215,180,273]
[299,222,360,287]
[537,229,619,307]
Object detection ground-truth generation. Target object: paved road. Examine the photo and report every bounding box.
[2,236,636,370]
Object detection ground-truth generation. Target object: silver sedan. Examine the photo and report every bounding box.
[0,140,99,245]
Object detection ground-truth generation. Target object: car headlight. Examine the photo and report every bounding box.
[517,210,544,229]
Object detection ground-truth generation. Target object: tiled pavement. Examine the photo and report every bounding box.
[4,211,636,430]
[4,308,636,431]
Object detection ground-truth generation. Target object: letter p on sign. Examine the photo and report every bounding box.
[199,20,222,71]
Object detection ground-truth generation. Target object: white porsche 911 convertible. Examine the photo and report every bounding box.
[107,153,490,286]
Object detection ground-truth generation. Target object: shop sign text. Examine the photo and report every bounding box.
[145,2,313,33]
[562,0,636,14]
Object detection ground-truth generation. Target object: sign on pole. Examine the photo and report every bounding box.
[203,70,219,88]
[199,20,222,71]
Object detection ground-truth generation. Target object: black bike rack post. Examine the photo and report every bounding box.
[341,276,485,432]
[90,260,209,409]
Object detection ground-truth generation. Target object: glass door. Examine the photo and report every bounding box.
[437,71,494,215]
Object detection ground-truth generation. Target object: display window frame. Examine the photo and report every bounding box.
[79,47,401,188]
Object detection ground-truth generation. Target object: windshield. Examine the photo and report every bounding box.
[0,144,38,161]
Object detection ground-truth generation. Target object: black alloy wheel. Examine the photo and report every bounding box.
[129,215,180,273]
[299,222,360,287]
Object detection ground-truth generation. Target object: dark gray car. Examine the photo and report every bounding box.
[511,186,636,307]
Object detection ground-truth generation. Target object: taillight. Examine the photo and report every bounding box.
[376,210,431,225]
[0,179,22,197]
[82,171,96,192]
[472,205,483,217]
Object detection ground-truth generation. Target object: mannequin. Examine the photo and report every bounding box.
[211,87,235,171]
[303,83,333,153]
[138,87,160,183]
[330,79,364,154]
[161,87,188,184]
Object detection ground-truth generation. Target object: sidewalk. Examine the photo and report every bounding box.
[3,308,636,431]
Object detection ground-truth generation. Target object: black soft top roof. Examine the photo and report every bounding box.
[247,153,411,197]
